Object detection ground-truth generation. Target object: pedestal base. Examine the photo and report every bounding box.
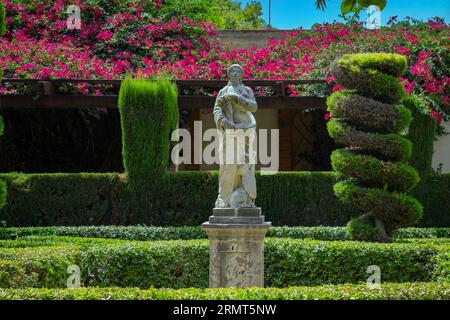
[202,207,271,288]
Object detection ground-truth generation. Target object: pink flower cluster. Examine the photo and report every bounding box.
[0,1,448,121]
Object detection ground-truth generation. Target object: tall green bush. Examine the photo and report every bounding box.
[327,53,423,242]
[118,79,178,223]
[404,95,437,178]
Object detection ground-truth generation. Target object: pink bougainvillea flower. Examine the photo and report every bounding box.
[431,110,443,123]
[97,30,114,41]
[332,85,344,92]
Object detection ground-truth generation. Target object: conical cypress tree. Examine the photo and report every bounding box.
[327,53,423,242]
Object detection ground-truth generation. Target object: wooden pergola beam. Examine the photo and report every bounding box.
[0,79,328,110]
[0,95,326,110]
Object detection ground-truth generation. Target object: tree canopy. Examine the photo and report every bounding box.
[316,0,387,15]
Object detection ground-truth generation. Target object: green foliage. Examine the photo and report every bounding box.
[328,53,422,241]
[338,53,407,77]
[404,95,437,178]
[331,58,406,103]
[347,215,378,241]
[327,92,412,134]
[331,149,419,192]
[0,0,5,36]
[0,172,124,226]
[341,0,386,15]
[410,174,450,227]
[158,0,266,29]
[432,252,450,282]
[118,79,178,181]
[316,0,387,15]
[0,179,5,211]
[1,282,449,300]
[1,226,449,241]
[118,79,178,223]
[158,171,358,226]
[327,92,435,180]
[327,120,412,161]
[0,171,448,227]
[0,237,447,288]
[0,246,79,288]
[334,180,423,233]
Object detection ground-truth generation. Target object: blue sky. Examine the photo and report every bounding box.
[239,0,450,29]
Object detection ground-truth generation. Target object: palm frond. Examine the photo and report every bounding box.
[315,0,327,11]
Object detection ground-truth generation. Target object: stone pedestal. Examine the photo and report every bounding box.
[202,207,271,288]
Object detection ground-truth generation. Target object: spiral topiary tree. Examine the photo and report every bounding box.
[326,53,423,242]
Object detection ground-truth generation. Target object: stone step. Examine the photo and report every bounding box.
[213,207,262,217]
[208,215,265,224]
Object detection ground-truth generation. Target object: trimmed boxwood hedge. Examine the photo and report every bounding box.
[0,171,359,227]
[0,238,448,288]
[330,55,407,104]
[0,172,448,227]
[331,149,420,192]
[334,53,408,77]
[327,119,412,162]
[1,226,449,242]
[326,92,412,134]
[1,282,449,300]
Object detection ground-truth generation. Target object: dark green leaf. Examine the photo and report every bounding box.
[341,0,357,14]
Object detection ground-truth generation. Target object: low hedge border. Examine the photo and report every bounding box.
[0,238,448,288]
[0,282,449,300]
[1,235,450,249]
[1,226,449,241]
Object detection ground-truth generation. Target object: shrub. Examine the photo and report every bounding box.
[334,181,423,234]
[327,120,412,161]
[404,95,436,178]
[118,79,178,224]
[432,252,450,282]
[331,149,419,192]
[0,238,447,288]
[330,55,407,104]
[0,173,124,226]
[393,227,450,239]
[328,53,423,241]
[327,92,412,134]
[411,173,450,227]
[0,0,4,36]
[0,282,449,300]
[1,226,449,241]
[0,177,5,213]
[0,172,448,228]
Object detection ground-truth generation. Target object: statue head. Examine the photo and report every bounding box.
[227,64,243,85]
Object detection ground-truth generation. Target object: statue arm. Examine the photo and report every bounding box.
[213,91,227,130]
[236,88,257,113]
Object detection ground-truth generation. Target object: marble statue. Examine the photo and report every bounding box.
[213,64,258,209]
